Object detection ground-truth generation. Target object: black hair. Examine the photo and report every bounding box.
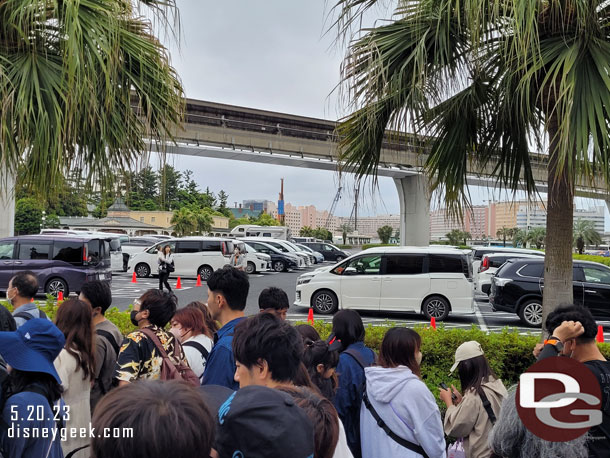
[258,287,289,311]
[379,328,422,377]
[302,339,340,399]
[545,305,598,343]
[331,309,365,349]
[458,355,497,395]
[207,266,249,311]
[5,369,63,406]
[10,271,38,299]
[295,324,321,343]
[80,281,113,314]
[233,313,303,382]
[139,289,177,328]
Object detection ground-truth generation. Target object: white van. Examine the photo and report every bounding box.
[233,241,271,274]
[294,247,474,321]
[243,237,308,268]
[40,230,124,272]
[127,237,234,280]
[230,225,291,240]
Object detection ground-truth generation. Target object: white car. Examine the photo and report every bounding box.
[127,237,234,280]
[296,243,324,264]
[471,246,544,293]
[238,242,271,274]
[476,253,543,295]
[295,247,474,321]
[243,237,308,268]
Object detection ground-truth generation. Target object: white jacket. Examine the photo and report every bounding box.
[360,366,446,458]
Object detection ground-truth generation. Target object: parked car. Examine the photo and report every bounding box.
[121,237,160,271]
[0,235,112,297]
[489,258,610,327]
[296,243,324,264]
[476,253,542,295]
[243,238,308,268]
[127,237,234,280]
[242,241,299,272]
[300,242,348,262]
[282,240,315,265]
[471,246,543,291]
[295,247,473,320]
[235,242,271,274]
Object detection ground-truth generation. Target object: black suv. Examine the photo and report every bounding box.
[301,242,348,262]
[489,258,610,327]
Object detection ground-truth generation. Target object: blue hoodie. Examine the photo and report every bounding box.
[360,366,447,458]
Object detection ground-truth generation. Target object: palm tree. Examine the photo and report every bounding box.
[462,231,472,246]
[339,223,353,245]
[0,0,183,205]
[574,219,602,254]
[513,229,528,248]
[194,210,214,235]
[528,227,547,250]
[496,227,513,247]
[333,0,610,326]
[171,208,195,237]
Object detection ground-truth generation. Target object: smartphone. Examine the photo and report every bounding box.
[439,382,457,401]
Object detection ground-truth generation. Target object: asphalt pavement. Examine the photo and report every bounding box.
[107,267,610,340]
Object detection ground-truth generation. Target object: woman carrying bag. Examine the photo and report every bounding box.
[158,245,174,292]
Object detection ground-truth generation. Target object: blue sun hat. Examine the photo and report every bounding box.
[0,318,65,384]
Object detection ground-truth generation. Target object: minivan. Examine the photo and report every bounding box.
[243,238,308,268]
[0,235,112,297]
[301,242,348,262]
[295,247,474,320]
[127,237,235,280]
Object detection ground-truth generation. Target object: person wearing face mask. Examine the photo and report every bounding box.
[360,328,446,458]
[229,246,246,271]
[79,281,123,412]
[170,307,213,383]
[8,271,46,328]
[114,289,187,385]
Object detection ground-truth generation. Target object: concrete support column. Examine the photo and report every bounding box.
[0,169,15,238]
[394,175,430,246]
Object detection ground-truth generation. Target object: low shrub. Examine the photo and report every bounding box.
[336,245,353,249]
[573,254,610,266]
[362,243,396,250]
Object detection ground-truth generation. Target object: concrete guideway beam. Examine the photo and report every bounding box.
[394,175,430,247]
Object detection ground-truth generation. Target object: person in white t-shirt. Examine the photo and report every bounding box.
[170,306,214,382]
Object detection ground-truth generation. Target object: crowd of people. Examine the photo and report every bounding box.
[0,267,609,458]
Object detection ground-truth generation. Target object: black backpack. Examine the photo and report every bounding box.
[13,309,48,322]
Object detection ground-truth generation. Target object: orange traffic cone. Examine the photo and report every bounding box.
[57,291,64,303]
[131,272,137,283]
[176,277,182,289]
[196,275,202,287]
[430,317,436,330]
[307,308,314,325]
[597,325,604,343]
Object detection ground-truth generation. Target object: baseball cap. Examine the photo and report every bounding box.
[449,340,485,373]
[215,385,314,458]
[0,318,65,384]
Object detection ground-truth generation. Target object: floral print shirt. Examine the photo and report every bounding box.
[114,325,186,382]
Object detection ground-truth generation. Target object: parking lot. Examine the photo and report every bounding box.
[108,268,610,340]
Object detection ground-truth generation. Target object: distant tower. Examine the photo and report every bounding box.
[278,178,285,224]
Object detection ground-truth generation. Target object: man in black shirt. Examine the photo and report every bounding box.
[537,305,610,457]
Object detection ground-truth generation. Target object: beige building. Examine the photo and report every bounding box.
[338,215,400,238]
[129,210,229,231]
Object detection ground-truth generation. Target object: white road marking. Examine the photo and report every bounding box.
[473,301,489,332]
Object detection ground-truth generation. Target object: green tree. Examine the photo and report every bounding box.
[574,219,602,254]
[446,229,464,246]
[313,228,334,241]
[171,208,195,237]
[256,213,281,226]
[0,0,183,202]
[496,227,513,247]
[528,227,547,250]
[339,224,353,245]
[15,198,43,235]
[300,226,315,237]
[377,225,394,244]
[230,216,254,229]
[217,190,229,209]
[158,165,182,211]
[333,0,610,326]
[194,209,214,235]
[513,229,528,248]
[461,231,472,246]
[43,214,61,229]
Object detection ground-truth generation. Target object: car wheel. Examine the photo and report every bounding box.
[311,290,338,314]
[519,299,543,327]
[135,263,151,278]
[246,262,256,275]
[335,256,344,262]
[46,278,68,298]
[198,265,214,281]
[273,260,286,272]
[422,296,450,321]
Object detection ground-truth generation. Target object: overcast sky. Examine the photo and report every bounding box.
[154,1,606,221]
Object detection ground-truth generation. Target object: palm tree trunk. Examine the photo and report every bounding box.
[542,112,574,334]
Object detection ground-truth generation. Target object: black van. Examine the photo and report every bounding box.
[0,235,112,297]
[301,242,348,262]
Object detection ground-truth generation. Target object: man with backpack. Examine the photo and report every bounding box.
[79,281,123,412]
[7,271,47,327]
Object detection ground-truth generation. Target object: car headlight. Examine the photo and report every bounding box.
[297,277,312,285]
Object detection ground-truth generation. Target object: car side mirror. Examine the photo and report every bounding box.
[344,267,357,276]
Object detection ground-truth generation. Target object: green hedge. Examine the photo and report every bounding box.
[4,299,610,413]
[362,243,396,250]
[336,245,353,249]
[573,254,610,266]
